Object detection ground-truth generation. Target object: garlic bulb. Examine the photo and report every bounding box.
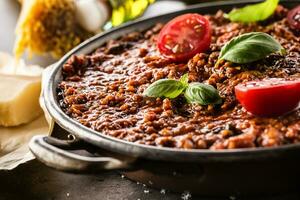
[75,0,110,33]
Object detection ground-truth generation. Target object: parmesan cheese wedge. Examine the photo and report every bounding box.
[0,74,42,127]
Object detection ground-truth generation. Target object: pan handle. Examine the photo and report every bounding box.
[29,135,134,173]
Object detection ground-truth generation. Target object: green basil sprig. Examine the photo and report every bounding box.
[143,74,222,106]
[143,74,188,98]
[142,79,186,98]
[218,32,285,64]
[225,0,279,23]
[184,83,222,105]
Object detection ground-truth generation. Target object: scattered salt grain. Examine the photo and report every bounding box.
[181,191,192,200]
[160,189,166,195]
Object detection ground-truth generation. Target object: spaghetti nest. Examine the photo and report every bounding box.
[14,0,91,58]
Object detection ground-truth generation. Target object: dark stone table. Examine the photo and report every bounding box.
[0,160,299,200]
[0,160,182,200]
[1,1,299,199]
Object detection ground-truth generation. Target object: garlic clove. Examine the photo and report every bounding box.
[75,0,110,33]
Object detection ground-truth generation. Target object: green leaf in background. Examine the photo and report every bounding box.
[143,79,187,99]
[184,83,222,105]
[225,0,279,23]
[109,0,155,27]
[218,32,285,64]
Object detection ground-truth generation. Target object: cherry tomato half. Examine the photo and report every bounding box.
[287,5,300,30]
[157,13,211,62]
[235,78,300,117]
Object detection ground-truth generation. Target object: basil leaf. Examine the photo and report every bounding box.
[143,79,186,99]
[179,73,189,87]
[225,0,279,23]
[218,32,285,64]
[143,74,223,106]
[184,83,222,105]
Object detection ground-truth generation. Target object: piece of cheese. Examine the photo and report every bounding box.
[0,74,42,127]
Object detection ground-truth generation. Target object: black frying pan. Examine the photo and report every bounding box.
[29,0,300,196]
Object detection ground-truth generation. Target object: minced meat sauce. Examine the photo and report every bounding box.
[58,6,300,150]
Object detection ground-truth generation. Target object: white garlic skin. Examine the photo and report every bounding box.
[75,0,110,33]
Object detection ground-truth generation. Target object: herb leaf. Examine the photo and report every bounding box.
[143,79,186,99]
[143,74,222,106]
[225,0,279,23]
[218,32,285,64]
[179,73,189,87]
[184,83,222,105]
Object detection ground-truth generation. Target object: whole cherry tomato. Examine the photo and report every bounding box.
[235,78,300,117]
[287,5,300,30]
[157,13,211,62]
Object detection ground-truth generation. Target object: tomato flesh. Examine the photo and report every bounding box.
[287,5,300,30]
[157,13,211,62]
[235,78,300,117]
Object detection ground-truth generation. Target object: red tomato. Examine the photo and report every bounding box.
[235,78,300,117]
[157,13,211,62]
[287,5,300,30]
